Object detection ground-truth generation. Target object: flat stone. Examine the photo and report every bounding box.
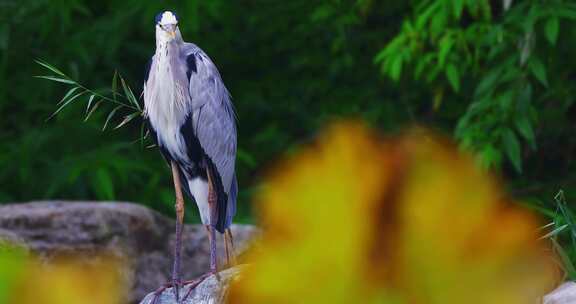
[139,265,245,304]
[544,282,576,304]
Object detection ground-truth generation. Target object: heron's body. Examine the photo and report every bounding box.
[144,23,237,232]
[143,11,238,302]
[142,13,238,301]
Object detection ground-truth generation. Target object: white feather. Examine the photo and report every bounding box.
[144,45,189,162]
[188,178,210,224]
[160,11,178,25]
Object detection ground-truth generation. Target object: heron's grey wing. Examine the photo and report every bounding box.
[183,47,237,231]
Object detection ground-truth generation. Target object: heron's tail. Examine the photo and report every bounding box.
[205,161,229,234]
[225,175,238,228]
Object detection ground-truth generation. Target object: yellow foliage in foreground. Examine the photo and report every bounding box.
[228,122,557,304]
[0,247,124,304]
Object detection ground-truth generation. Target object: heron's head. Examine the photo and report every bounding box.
[155,11,181,45]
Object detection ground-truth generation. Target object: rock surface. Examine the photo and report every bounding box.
[0,201,257,304]
[544,282,576,304]
[140,265,245,304]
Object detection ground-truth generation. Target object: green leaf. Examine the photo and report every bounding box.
[85,100,102,122]
[139,123,147,148]
[474,69,501,98]
[57,87,80,106]
[545,18,559,46]
[415,2,439,30]
[514,115,535,148]
[34,75,75,84]
[102,105,122,131]
[35,60,66,76]
[542,224,568,239]
[85,94,95,113]
[438,35,454,67]
[445,64,460,92]
[479,144,501,170]
[551,238,576,279]
[120,76,141,111]
[452,0,464,18]
[502,129,522,173]
[389,56,403,81]
[46,91,85,121]
[112,70,118,101]
[93,168,114,200]
[414,54,434,79]
[517,84,532,112]
[529,57,548,87]
[114,112,140,129]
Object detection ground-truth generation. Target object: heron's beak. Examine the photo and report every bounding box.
[163,24,177,39]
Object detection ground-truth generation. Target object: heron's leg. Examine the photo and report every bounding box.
[206,224,217,273]
[224,228,237,266]
[170,161,185,302]
[224,230,231,266]
[206,170,218,274]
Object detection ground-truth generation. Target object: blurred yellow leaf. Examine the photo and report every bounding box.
[229,122,557,304]
[0,248,125,304]
[0,244,28,304]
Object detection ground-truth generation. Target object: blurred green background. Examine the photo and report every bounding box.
[2,0,576,231]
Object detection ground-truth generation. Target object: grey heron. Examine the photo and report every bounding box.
[143,10,238,302]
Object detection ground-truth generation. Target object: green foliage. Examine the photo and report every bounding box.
[36,61,141,127]
[375,0,576,173]
[543,190,576,280]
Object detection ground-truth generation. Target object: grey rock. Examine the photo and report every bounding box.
[544,282,576,304]
[140,265,245,304]
[0,201,257,304]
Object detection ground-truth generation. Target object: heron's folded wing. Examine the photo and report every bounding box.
[185,49,237,231]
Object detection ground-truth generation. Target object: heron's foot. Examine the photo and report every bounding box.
[181,272,215,302]
[149,280,182,304]
[172,278,182,303]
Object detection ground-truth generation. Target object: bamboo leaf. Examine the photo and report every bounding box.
[452,0,464,18]
[57,87,81,106]
[93,168,115,200]
[102,105,122,131]
[114,112,140,129]
[389,56,403,81]
[545,18,559,46]
[139,123,146,148]
[35,60,66,76]
[112,70,118,101]
[529,57,548,87]
[474,70,501,98]
[551,238,576,279]
[438,35,454,68]
[85,94,96,113]
[34,75,75,84]
[46,91,86,121]
[445,64,460,92]
[120,76,141,111]
[542,224,568,239]
[502,128,522,173]
[514,115,536,148]
[84,100,102,122]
